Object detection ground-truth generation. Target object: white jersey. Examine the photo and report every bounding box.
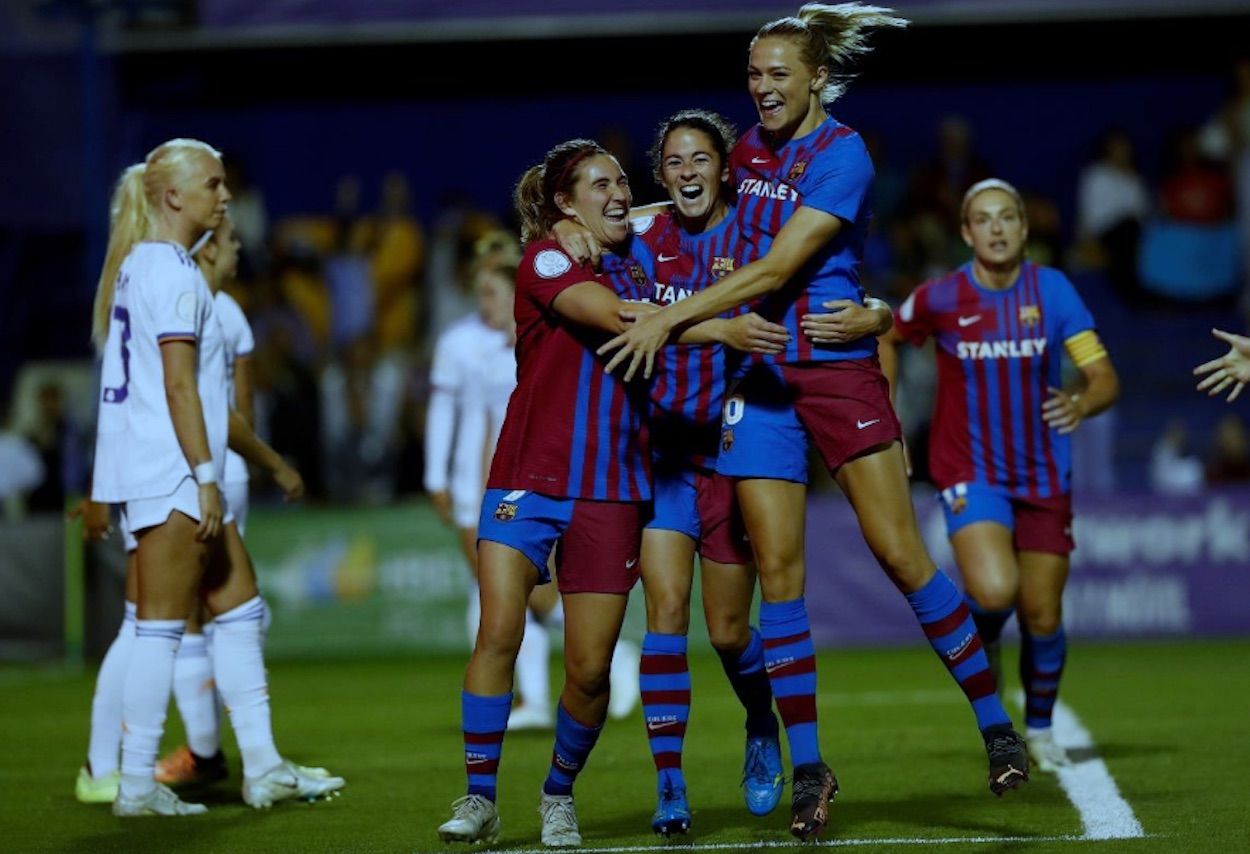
[215,290,255,485]
[424,314,515,506]
[92,242,228,502]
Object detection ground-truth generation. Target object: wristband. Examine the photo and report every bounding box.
[193,462,217,485]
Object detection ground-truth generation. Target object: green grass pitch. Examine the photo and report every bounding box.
[2,640,1245,852]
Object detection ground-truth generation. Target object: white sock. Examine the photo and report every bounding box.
[172,633,219,758]
[212,596,282,776]
[466,580,481,649]
[86,602,136,779]
[515,609,550,711]
[120,618,185,799]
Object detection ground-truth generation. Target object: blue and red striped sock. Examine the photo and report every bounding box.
[906,572,1011,732]
[759,598,821,767]
[543,703,603,796]
[640,632,690,792]
[1021,627,1066,730]
[716,627,779,739]
[462,690,511,801]
[965,596,1014,644]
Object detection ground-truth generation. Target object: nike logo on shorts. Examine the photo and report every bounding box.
[857,419,880,430]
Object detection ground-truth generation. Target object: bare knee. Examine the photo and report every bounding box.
[707,613,750,655]
[645,592,691,636]
[475,610,525,660]
[966,575,1019,613]
[1019,601,1062,637]
[564,653,612,701]
[872,536,936,592]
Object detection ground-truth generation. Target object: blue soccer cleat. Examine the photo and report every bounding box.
[651,783,691,837]
[742,735,785,816]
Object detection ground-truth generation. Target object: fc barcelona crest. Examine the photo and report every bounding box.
[787,160,808,181]
[1019,305,1041,327]
[710,257,736,279]
[721,428,735,453]
[629,262,647,288]
[494,502,518,522]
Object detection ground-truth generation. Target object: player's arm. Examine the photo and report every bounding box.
[552,204,675,269]
[551,282,660,335]
[675,313,789,355]
[161,340,222,540]
[227,409,304,501]
[601,207,846,379]
[1043,331,1119,435]
[233,355,255,427]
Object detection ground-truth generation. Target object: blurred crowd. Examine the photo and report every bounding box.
[4,60,1250,514]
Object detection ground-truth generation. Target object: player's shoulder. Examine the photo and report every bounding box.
[437,313,487,348]
[1029,262,1076,292]
[132,240,199,274]
[213,289,243,317]
[520,238,579,283]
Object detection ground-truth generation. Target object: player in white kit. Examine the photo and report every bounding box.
[88,140,341,816]
[424,235,639,730]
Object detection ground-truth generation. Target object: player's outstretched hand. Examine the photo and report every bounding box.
[1194,328,1250,403]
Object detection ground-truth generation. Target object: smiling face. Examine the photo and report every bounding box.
[660,126,730,228]
[961,188,1027,267]
[748,36,828,139]
[555,154,632,248]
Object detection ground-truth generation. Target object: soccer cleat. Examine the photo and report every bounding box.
[742,735,785,816]
[650,783,691,837]
[985,638,1004,697]
[75,766,119,804]
[112,783,208,816]
[242,759,345,809]
[1025,728,1071,773]
[438,794,501,845]
[538,792,582,847]
[507,704,554,732]
[608,639,641,719]
[789,761,837,840]
[155,745,228,787]
[983,723,1031,795]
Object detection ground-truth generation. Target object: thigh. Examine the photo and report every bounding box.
[134,510,210,619]
[561,591,629,680]
[223,481,249,538]
[557,500,645,595]
[477,489,572,583]
[736,477,806,601]
[784,358,902,474]
[834,442,933,590]
[640,528,696,632]
[695,470,753,566]
[950,521,1020,606]
[700,556,757,648]
[477,540,542,636]
[715,366,809,484]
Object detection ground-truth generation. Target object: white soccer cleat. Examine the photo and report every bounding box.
[539,793,582,848]
[242,759,346,809]
[608,639,641,719]
[1025,728,1072,773]
[507,704,554,732]
[75,765,119,804]
[438,794,501,844]
[112,783,208,817]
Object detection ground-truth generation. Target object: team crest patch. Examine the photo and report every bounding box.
[721,428,734,453]
[787,161,808,181]
[494,501,518,522]
[629,262,647,287]
[942,483,969,515]
[710,256,735,278]
[534,249,573,279]
[1019,305,1041,327]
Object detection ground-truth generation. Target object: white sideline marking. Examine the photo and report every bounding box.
[1050,699,1146,840]
[488,836,1084,853]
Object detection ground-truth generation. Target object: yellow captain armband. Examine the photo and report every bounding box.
[1064,330,1107,367]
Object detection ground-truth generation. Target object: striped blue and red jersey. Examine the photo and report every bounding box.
[487,238,651,502]
[730,116,875,364]
[632,211,747,469]
[894,262,1097,499]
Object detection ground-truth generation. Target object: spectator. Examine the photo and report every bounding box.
[1160,127,1234,224]
[22,381,75,512]
[1207,413,1250,484]
[1076,128,1149,298]
[1150,419,1204,496]
[0,403,43,514]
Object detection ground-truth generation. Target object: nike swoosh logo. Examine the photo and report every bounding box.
[646,720,673,732]
[657,254,679,262]
[751,156,769,164]
[857,419,880,430]
[958,315,981,327]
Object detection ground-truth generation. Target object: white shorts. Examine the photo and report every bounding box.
[123,476,235,542]
[453,489,481,530]
[224,480,249,538]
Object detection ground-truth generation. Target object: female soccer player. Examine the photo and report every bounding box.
[598,5,1030,838]
[437,139,782,847]
[90,140,340,815]
[873,179,1119,772]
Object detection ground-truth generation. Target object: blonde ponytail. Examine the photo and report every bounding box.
[514,165,548,244]
[755,3,908,104]
[92,164,149,351]
[90,138,223,351]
